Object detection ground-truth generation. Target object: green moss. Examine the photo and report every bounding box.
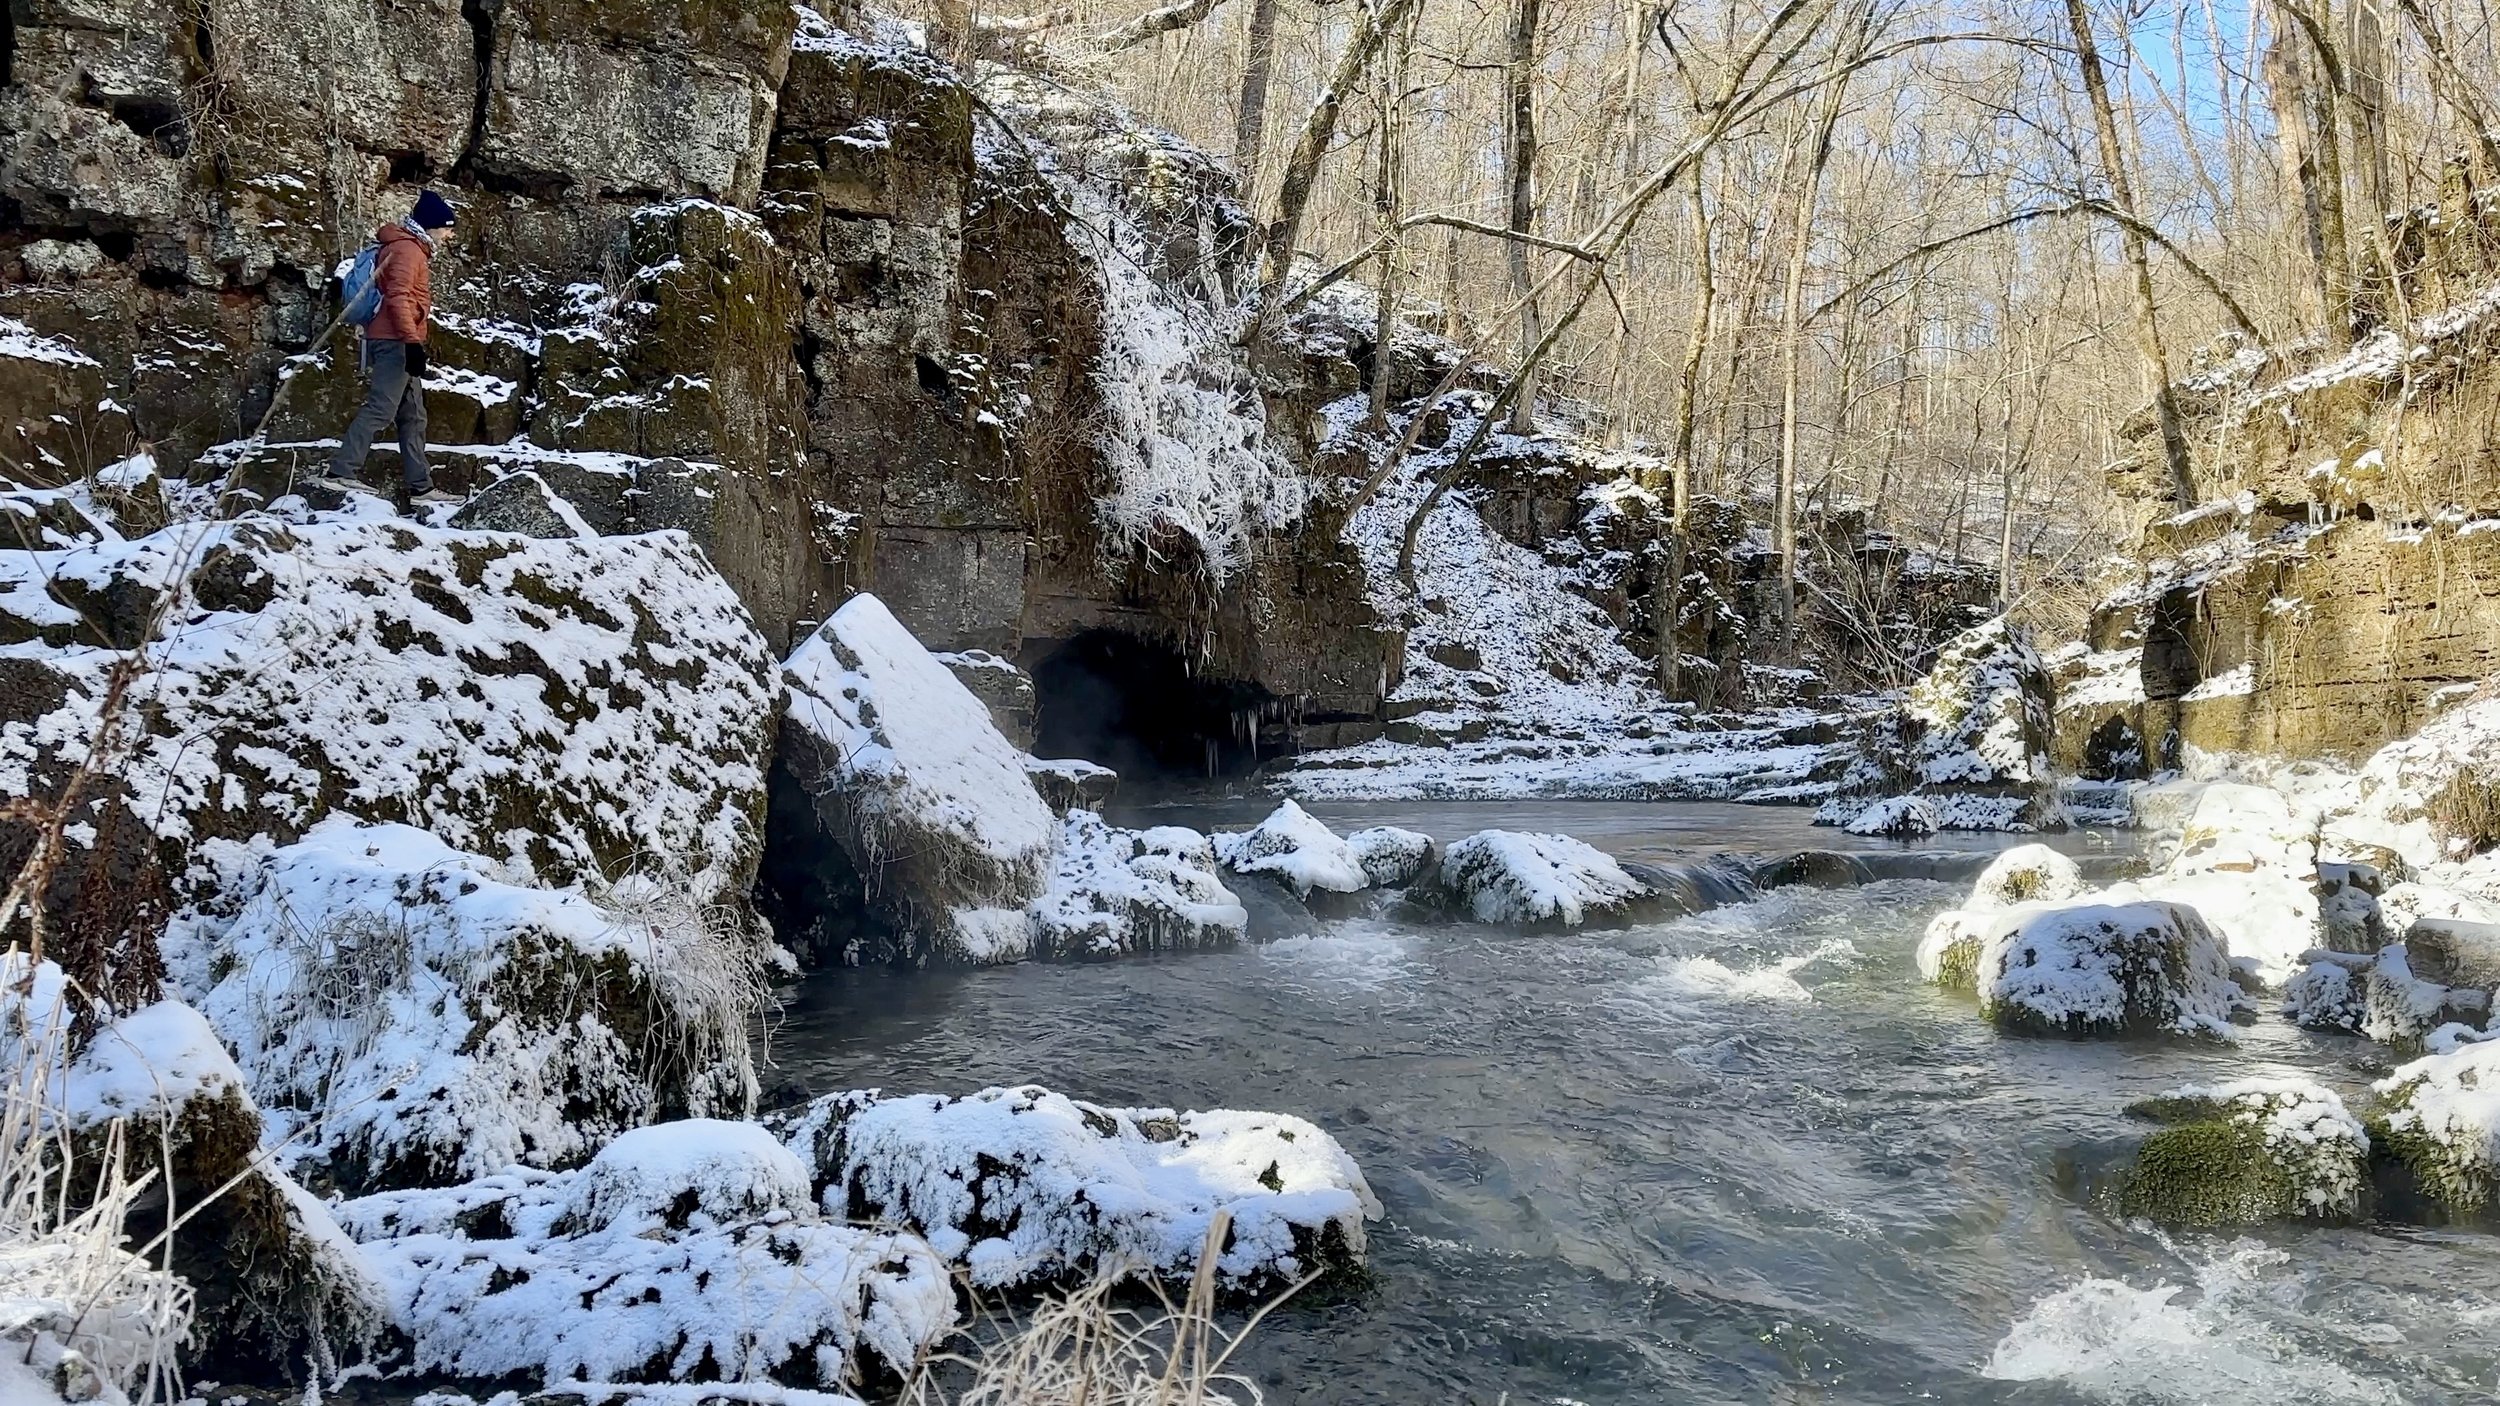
[2111,1091,2367,1226]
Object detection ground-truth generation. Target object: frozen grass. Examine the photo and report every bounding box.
[903,1214,1296,1406]
[0,1004,194,1406]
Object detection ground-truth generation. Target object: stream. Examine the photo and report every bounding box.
[772,802,2500,1404]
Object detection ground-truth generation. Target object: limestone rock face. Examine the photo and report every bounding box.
[0,520,780,902]
[481,0,797,202]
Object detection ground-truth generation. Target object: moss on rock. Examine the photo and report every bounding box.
[2113,1079,2371,1226]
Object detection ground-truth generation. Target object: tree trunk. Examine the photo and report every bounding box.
[1233,0,1282,193]
[1774,49,1848,653]
[1503,0,1545,436]
[1365,7,1411,431]
[2263,19,2336,326]
[1255,0,1420,298]
[1661,176,1714,700]
[2064,0,2196,508]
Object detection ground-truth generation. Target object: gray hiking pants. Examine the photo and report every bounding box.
[328,338,430,490]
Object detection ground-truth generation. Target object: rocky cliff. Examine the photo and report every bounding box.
[2064,170,2500,774]
[0,0,1394,760]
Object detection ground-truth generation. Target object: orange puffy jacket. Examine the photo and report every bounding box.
[367,223,433,344]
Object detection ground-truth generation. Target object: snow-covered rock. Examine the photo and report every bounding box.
[166,820,767,1194]
[337,1130,955,1391]
[2112,1078,2370,1225]
[1840,794,1937,837]
[2373,1031,2500,1213]
[446,470,597,538]
[1974,897,2242,1038]
[7,962,387,1380]
[2402,916,2500,991]
[1212,801,1367,897]
[1818,617,2064,833]
[1435,829,1654,928]
[2339,691,2500,867]
[1346,825,1436,888]
[2281,946,2488,1049]
[781,1085,1378,1292]
[1970,844,2085,909]
[0,520,778,904]
[774,593,1061,963]
[2138,783,2331,986]
[2380,880,2500,937]
[1027,811,1248,958]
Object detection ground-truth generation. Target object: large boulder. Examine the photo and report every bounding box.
[1818,617,2064,833]
[6,961,386,1382]
[767,592,1061,963]
[336,1121,955,1390]
[780,1084,1379,1293]
[0,520,780,905]
[2110,1078,2371,1226]
[1433,829,1656,929]
[167,819,771,1195]
[1957,895,2242,1038]
[2372,1031,2500,1214]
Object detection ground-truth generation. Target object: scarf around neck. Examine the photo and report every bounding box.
[399,215,437,252]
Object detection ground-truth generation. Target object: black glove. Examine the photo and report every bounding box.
[405,341,429,382]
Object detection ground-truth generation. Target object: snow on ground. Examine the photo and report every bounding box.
[1286,707,1848,802]
[0,518,777,901]
[782,1085,1378,1292]
[163,819,765,1191]
[337,1126,956,1391]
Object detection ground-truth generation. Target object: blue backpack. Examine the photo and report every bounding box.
[339,245,384,327]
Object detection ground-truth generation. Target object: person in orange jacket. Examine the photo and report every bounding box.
[328,189,460,508]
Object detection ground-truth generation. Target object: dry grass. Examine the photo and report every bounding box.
[903,1213,1306,1406]
[0,997,196,1406]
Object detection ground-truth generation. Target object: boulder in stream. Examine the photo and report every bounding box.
[2371,1030,2500,1214]
[335,1119,955,1390]
[1975,896,2243,1038]
[1213,800,1370,898]
[2111,1078,2371,1226]
[779,1084,1379,1293]
[1432,829,1656,929]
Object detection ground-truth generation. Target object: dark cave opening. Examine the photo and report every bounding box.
[1029,629,1283,783]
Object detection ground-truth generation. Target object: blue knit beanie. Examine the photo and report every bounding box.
[411,190,455,229]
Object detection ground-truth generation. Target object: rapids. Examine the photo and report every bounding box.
[773,802,2500,1404]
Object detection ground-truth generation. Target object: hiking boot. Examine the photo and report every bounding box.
[408,486,461,506]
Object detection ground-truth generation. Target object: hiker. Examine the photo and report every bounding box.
[328,189,460,508]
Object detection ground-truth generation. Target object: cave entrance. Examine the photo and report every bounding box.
[1028,630,1282,784]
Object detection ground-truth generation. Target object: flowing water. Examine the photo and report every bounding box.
[772,802,2500,1404]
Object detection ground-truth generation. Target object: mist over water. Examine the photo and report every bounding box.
[773,803,2500,1404]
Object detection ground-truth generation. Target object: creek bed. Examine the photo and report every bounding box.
[772,802,2500,1404]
